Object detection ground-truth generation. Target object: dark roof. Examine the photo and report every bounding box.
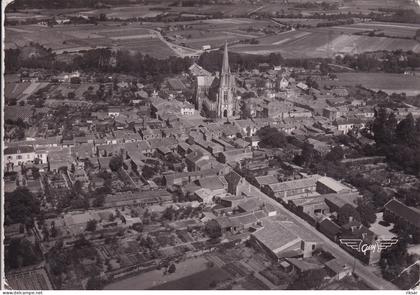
[319,218,342,236]
[224,170,242,186]
[385,199,420,227]
[4,146,34,154]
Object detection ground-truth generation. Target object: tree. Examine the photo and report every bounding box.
[256,126,287,148]
[205,220,222,239]
[380,238,413,281]
[86,276,104,290]
[86,219,97,232]
[356,198,377,226]
[6,238,40,270]
[168,263,176,274]
[4,187,40,226]
[287,269,328,289]
[325,146,344,162]
[337,204,361,225]
[31,166,40,179]
[396,113,416,146]
[109,155,123,172]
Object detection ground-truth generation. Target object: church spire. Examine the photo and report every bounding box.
[221,41,230,74]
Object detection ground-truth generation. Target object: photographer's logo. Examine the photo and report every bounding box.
[339,239,398,255]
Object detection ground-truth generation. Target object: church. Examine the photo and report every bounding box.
[193,42,240,119]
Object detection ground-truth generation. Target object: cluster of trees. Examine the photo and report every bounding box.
[6,238,41,270]
[198,50,283,73]
[6,0,133,10]
[47,235,102,289]
[335,51,420,73]
[162,205,202,221]
[4,187,40,227]
[379,238,415,282]
[5,44,56,73]
[372,109,420,176]
[256,126,288,148]
[287,269,328,289]
[5,45,193,84]
[373,9,420,25]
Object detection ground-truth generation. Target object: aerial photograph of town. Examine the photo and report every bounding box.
[2,0,420,291]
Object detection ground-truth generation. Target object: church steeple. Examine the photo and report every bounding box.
[216,41,236,118]
[221,41,230,75]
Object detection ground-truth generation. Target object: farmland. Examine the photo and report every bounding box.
[4,23,176,59]
[230,22,420,58]
[4,80,50,104]
[321,72,420,95]
[163,18,278,50]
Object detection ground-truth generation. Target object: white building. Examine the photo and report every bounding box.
[4,146,36,171]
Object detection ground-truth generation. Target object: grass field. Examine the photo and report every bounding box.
[77,5,163,19]
[164,18,272,50]
[105,257,210,290]
[230,22,420,58]
[149,267,232,290]
[5,23,176,59]
[322,72,420,95]
[321,22,420,38]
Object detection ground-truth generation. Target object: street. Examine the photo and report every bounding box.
[238,181,398,290]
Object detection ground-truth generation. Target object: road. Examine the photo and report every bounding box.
[147,29,203,58]
[237,180,398,290]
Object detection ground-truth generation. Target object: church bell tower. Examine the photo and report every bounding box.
[217,42,236,118]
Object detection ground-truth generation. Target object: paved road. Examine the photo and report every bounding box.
[238,181,398,290]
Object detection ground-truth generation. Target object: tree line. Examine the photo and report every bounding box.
[5,45,193,82]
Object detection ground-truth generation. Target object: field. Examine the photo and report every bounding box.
[230,22,420,58]
[150,267,232,290]
[321,72,420,95]
[4,81,50,103]
[5,23,176,59]
[75,5,164,19]
[321,22,420,38]
[164,18,273,50]
[105,257,210,290]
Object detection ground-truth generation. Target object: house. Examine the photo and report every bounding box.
[4,146,36,171]
[334,118,367,134]
[296,82,309,91]
[198,176,227,195]
[195,188,215,204]
[224,170,245,196]
[318,218,342,241]
[245,136,260,148]
[264,176,319,203]
[163,169,219,187]
[189,63,211,77]
[383,199,420,233]
[316,176,352,194]
[286,258,324,273]
[181,102,195,116]
[324,258,352,280]
[219,148,253,164]
[250,219,318,260]
[185,149,213,171]
[339,219,381,265]
[229,210,266,233]
[324,192,361,213]
[288,195,329,225]
[254,175,278,189]
[104,189,172,207]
